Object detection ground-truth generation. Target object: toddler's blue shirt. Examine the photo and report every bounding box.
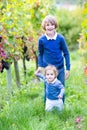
[36,73,65,100]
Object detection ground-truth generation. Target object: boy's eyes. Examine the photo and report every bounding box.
[46,23,54,26]
[46,24,50,26]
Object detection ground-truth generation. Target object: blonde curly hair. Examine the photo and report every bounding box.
[44,65,58,77]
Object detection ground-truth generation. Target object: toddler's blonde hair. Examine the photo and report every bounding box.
[42,15,58,30]
[44,65,58,77]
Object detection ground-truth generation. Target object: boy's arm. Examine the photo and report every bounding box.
[38,38,44,67]
[61,36,70,76]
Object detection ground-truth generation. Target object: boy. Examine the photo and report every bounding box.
[36,15,70,102]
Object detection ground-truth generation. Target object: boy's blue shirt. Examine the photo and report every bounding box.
[38,33,70,70]
[36,73,65,100]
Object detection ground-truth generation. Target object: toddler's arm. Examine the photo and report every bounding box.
[35,71,45,81]
[57,81,65,99]
[58,88,64,99]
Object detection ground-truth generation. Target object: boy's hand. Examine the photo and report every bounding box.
[65,70,70,80]
[34,71,37,76]
[34,67,42,76]
[36,67,42,73]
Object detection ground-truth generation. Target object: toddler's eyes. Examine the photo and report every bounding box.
[46,73,54,76]
[46,74,49,76]
[51,23,55,26]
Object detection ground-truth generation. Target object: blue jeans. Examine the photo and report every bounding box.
[57,67,65,86]
[57,68,65,103]
[44,67,65,103]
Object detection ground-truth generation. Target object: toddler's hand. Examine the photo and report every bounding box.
[58,95,62,99]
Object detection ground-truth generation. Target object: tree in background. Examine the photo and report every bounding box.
[0,0,57,90]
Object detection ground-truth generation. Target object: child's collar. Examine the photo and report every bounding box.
[47,78,57,84]
[51,78,57,83]
[45,32,57,40]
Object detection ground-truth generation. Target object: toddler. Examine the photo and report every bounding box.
[35,65,64,111]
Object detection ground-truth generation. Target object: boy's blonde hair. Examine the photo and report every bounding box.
[44,65,58,77]
[42,15,58,30]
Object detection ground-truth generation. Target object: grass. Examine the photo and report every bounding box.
[0,51,87,130]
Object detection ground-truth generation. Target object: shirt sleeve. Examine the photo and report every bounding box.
[38,38,44,67]
[59,88,65,98]
[57,81,65,97]
[36,73,46,81]
[60,36,70,70]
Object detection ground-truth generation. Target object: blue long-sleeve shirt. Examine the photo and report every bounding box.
[36,73,65,100]
[38,33,70,70]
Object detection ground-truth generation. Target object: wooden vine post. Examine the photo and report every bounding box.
[6,64,13,95]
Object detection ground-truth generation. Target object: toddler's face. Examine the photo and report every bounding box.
[45,69,56,83]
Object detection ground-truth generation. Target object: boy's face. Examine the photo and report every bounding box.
[45,69,56,83]
[45,22,55,32]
